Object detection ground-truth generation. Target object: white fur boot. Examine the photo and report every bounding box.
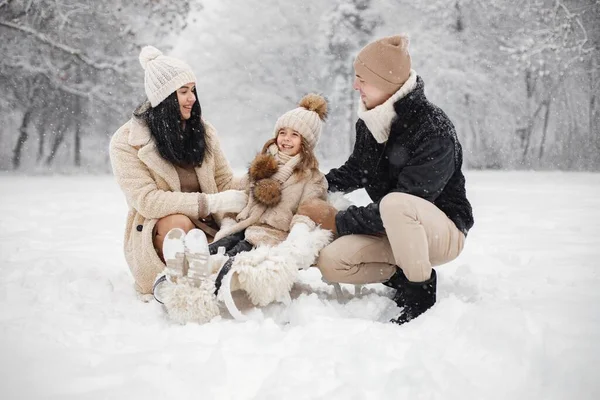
[184,229,211,285]
[156,229,220,324]
[162,228,186,282]
[218,223,333,318]
[160,278,220,324]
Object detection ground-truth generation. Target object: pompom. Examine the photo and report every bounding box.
[139,46,163,70]
[299,93,328,121]
[249,153,278,181]
[253,179,282,207]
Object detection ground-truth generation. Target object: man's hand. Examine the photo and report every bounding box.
[296,199,338,235]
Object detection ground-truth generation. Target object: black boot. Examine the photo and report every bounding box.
[208,231,246,255]
[225,239,253,257]
[390,269,437,325]
[383,267,407,307]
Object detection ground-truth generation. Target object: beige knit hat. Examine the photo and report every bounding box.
[273,94,328,150]
[139,46,197,107]
[353,34,411,95]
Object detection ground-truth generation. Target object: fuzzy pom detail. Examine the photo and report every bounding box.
[223,222,334,309]
[299,94,328,121]
[139,45,163,70]
[161,279,220,324]
[249,153,279,181]
[253,178,282,206]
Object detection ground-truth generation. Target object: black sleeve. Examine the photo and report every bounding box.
[325,130,364,194]
[335,136,455,236]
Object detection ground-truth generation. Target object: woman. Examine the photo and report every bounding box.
[109,46,247,296]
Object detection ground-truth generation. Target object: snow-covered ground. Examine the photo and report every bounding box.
[1,171,599,400]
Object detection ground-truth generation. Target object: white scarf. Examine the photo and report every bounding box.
[357,69,418,144]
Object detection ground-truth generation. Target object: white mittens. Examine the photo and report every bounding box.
[204,190,248,215]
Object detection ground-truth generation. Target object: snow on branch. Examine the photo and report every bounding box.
[0,19,127,74]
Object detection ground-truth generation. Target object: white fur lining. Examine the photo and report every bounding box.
[161,278,220,324]
[357,69,418,144]
[219,222,333,312]
[159,223,334,324]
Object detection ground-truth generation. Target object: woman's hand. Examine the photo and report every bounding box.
[205,190,248,214]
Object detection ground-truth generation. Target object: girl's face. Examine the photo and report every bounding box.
[276,127,302,156]
[176,82,196,120]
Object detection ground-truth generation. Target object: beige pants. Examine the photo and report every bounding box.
[316,193,465,283]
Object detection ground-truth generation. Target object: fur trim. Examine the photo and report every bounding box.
[227,246,298,307]
[278,223,333,271]
[161,279,220,324]
[249,153,278,181]
[225,222,333,307]
[299,94,328,121]
[244,224,289,247]
[252,178,282,206]
[290,214,317,230]
[218,217,237,231]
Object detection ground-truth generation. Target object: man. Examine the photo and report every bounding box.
[298,34,474,324]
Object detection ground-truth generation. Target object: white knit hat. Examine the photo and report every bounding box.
[139,46,197,107]
[273,94,328,150]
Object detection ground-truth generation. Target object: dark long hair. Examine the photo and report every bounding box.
[134,89,210,167]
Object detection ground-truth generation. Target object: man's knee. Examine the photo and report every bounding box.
[316,243,346,283]
[380,192,417,220]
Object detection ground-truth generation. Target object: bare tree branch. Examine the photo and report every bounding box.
[0,19,127,73]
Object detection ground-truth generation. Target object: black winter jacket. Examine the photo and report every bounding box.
[326,76,474,237]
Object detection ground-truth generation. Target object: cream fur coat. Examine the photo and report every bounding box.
[110,116,245,295]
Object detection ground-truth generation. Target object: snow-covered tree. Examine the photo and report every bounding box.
[0,0,192,170]
[402,0,600,169]
[173,0,330,163]
[318,0,379,164]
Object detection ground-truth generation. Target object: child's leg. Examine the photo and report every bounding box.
[208,231,246,255]
[225,240,253,257]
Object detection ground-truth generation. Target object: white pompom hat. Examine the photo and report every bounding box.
[273,94,328,150]
[139,46,197,107]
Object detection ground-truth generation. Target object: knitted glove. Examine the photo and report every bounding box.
[203,190,248,215]
[219,216,238,230]
[296,199,338,235]
[249,153,278,181]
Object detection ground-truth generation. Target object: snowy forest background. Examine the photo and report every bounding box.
[1,0,599,173]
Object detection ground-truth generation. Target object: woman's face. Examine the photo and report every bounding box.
[276,127,302,156]
[176,82,196,120]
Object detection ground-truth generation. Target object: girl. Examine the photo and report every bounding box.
[109,46,248,297]
[211,93,329,257]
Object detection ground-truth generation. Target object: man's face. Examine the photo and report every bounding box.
[353,75,392,110]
